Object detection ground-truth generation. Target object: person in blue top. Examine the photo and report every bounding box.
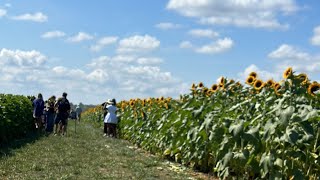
[33,93,45,129]
[103,99,118,137]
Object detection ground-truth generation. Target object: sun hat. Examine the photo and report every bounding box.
[106,99,113,104]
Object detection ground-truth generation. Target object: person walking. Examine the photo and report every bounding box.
[75,104,82,123]
[45,95,56,133]
[54,92,70,136]
[103,99,118,137]
[33,93,45,130]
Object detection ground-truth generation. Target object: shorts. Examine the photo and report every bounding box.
[54,113,68,126]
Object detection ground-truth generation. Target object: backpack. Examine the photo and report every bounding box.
[57,98,70,113]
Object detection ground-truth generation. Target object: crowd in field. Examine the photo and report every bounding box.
[32,92,80,136]
[31,92,118,137]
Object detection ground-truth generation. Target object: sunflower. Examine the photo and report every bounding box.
[246,76,256,85]
[219,77,225,85]
[130,101,134,107]
[265,79,275,87]
[308,82,320,96]
[273,83,282,95]
[229,79,235,84]
[236,82,242,87]
[191,83,196,89]
[219,83,225,90]
[160,96,164,101]
[198,82,204,88]
[211,84,219,92]
[206,90,213,97]
[283,67,293,79]
[296,73,308,85]
[202,87,209,94]
[249,72,257,79]
[254,79,264,91]
[273,83,281,91]
[164,103,169,109]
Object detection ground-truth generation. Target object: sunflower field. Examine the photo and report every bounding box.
[0,94,34,144]
[83,68,320,179]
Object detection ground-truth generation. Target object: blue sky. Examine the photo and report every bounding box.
[1,0,320,104]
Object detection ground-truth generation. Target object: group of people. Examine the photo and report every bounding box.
[33,92,117,138]
[32,92,82,136]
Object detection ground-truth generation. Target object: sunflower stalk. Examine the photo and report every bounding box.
[314,127,320,153]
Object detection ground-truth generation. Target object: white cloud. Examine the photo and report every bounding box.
[0,48,46,67]
[310,26,320,46]
[86,69,109,83]
[268,44,310,61]
[167,0,298,29]
[179,41,193,49]
[0,48,186,104]
[195,38,234,54]
[52,66,67,74]
[188,29,219,38]
[117,35,160,53]
[5,3,11,8]
[257,44,320,83]
[12,12,48,22]
[137,57,163,65]
[0,9,7,17]
[41,31,66,39]
[238,64,278,82]
[67,32,94,43]
[155,22,181,30]
[85,55,185,100]
[90,36,118,52]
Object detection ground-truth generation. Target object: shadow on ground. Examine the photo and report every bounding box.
[0,130,45,158]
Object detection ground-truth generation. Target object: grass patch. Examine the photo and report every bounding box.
[0,121,211,179]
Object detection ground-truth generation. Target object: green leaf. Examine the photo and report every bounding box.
[229,121,244,137]
[286,128,299,145]
[279,106,295,127]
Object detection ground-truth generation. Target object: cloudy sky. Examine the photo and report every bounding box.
[1,0,320,104]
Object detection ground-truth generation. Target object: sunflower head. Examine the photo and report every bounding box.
[198,82,204,88]
[191,83,196,89]
[219,83,225,90]
[266,79,275,87]
[206,90,213,97]
[229,79,235,84]
[254,79,264,91]
[219,77,225,85]
[308,82,320,96]
[202,87,209,94]
[164,103,169,109]
[211,84,219,92]
[296,73,308,85]
[236,82,242,87]
[249,72,257,79]
[283,67,293,79]
[246,76,256,85]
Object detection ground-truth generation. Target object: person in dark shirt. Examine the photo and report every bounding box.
[54,92,70,136]
[33,93,45,130]
[45,95,56,133]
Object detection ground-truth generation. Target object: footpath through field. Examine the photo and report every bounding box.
[0,121,214,179]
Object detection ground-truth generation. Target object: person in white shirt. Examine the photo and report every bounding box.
[103,99,118,137]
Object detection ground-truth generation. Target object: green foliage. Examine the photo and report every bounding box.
[116,77,320,179]
[0,94,33,144]
[83,75,320,179]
